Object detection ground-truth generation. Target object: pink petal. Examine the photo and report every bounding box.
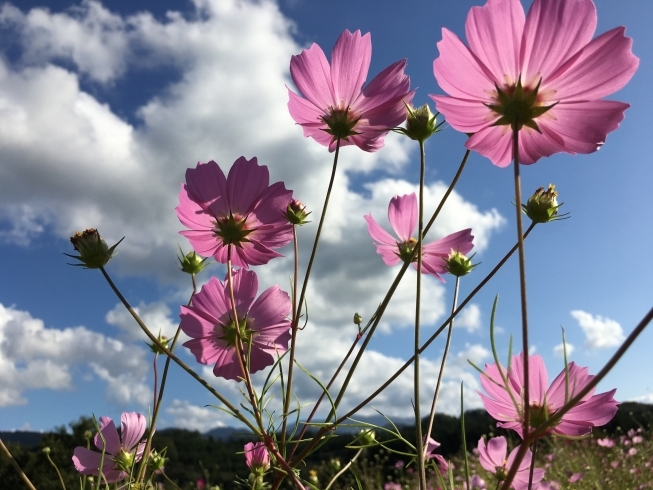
[364,214,401,266]
[176,185,216,230]
[560,389,618,428]
[388,194,416,242]
[424,228,474,256]
[330,30,371,108]
[477,436,507,471]
[212,347,244,381]
[509,353,549,404]
[520,0,597,85]
[290,42,334,110]
[187,277,230,325]
[466,0,525,84]
[354,60,411,119]
[539,100,630,155]
[182,337,224,365]
[516,124,566,165]
[72,447,124,482]
[247,346,276,373]
[433,28,496,101]
[480,392,519,423]
[185,161,229,217]
[429,95,495,133]
[466,125,513,167]
[93,417,121,455]
[179,229,219,257]
[252,182,294,228]
[226,157,269,215]
[225,268,258,319]
[547,27,639,100]
[248,286,291,333]
[546,362,594,408]
[287,88,325,127]
[120,412,146,453]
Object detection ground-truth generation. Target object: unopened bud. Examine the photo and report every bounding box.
[285,199,311,225]
[445,251,477,277]
[42,447,51,454]
[65,229,124,269]
[353,312,362,326]
[84,430,93,440]
[147,449,167,471]
[522,184,566,223]
[178,248,210,275]
[400,104,440,142]
[356,429,376,446]
[147,333,171,355]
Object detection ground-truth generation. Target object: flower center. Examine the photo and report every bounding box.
[214,212,254,246]
[397,237,419,263]
[494,462,508,481]
[487,77,556,131]
[321,106,361,140]
[218,316,256,347]
[529,402,554,428]
[114,448,136,471]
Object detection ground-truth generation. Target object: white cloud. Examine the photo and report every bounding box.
[0,302,151,407]
[553,342,575,357]
[570,310,625,349]
[106,301,183,342]
[455,304,482,333]
[166,399,228,432]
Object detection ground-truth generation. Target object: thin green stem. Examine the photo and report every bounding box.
[0,438,37,490]
[281,226,300,453]
[512,123,530,437]
[414,139,427,490]
[45,450,67,490]
[324,448,363,490]
[527,441,537,489]
[98,266,259,434]
[425,276,460,449]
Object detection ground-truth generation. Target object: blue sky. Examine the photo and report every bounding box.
[0,0,651,433]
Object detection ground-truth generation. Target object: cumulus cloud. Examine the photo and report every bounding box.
[455,304,482,333]
[0,302,151,407]
[570,310,625,349]
[106,301,183,341]
[165,399,228,432]
[553,342,574,357]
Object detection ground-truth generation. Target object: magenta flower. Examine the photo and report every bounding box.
[430,0,639,167]
[72,412,146,483]
[477,436,544,490]
[244,442,270,472]
[180,268,292,381]
[176,157,293,268]
[288,29,415,152]
[365,193,474,281]
[479,352,618,438]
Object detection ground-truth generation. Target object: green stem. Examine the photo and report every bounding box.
[511,123,531,437]
[324,448,363,490]
[98,266,259,434]
[414,139,426,490]
[0,438,37,490]
[527,441,537,489]
[45,450,67,490]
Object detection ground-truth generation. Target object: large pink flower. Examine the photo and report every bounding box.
[288,29,415,152]
[72,412,146,483]
[430,0,639,167]
[180,268,292,381]
[364,193,474,282]
[480,352,618,438]
[176,157,293,268]
[477,436,544,490]
[244,442,270,472]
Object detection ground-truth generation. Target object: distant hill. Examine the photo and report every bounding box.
[0,431,42,446]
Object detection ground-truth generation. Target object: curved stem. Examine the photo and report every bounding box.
[425,276,460,448]
[98,266,259,434]
[414,139,426,490]
[512,123,531,436]
[45,450,67,490]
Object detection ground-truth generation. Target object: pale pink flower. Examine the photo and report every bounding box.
[244,442,270,472]
[180,268,291,381]
[176,158,293,268]
[633,435,644,444]
[479,352,618,438]
[423,435,441,457]
[430,0,638,167]
[288,29,414,152]
[597,437,616,448]
[469,474,487,489]
[365,193,474,281]
[72,412,146,483]
[384,483,402,490]
[477,436,544,490]
[568,473,583,483]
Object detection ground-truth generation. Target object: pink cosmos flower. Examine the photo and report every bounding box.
[72,412,146,483]
[597,437,616,448]
[180,268,291,381]
[430,0,639,167]
[176,157,293,268]
[479,352,618,438]
[288,29,415,152]
[365,193,474,281]
[244,442,270,472]
[477,436,544,490]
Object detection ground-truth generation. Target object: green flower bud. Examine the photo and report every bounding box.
[353,312,363,326]
[42,447,51,454]
[284,199,311,226]
[522,184,567,223]
[400,104,441,142]
[84,430,93,440]
[115,448,136,472]
[178,248,210,275]
[356,428,376,446]
[147,449,167,471]
[146,333,171,355]
[445,251,478,277]
[65,229,124,269]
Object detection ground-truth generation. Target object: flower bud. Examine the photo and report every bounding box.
[42,447,51,454]
[329,458,341,471]
[522,184,565,223]
[445,250,477,277]
[65,229,124,269]
[284,199,311,225]
[402,104,440,142]
[353,312,362,326]
[147,449,167,472]
[356,428,376,446]
[178,248,210,275]
[84,430,93,440]
[147,333,171,355]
